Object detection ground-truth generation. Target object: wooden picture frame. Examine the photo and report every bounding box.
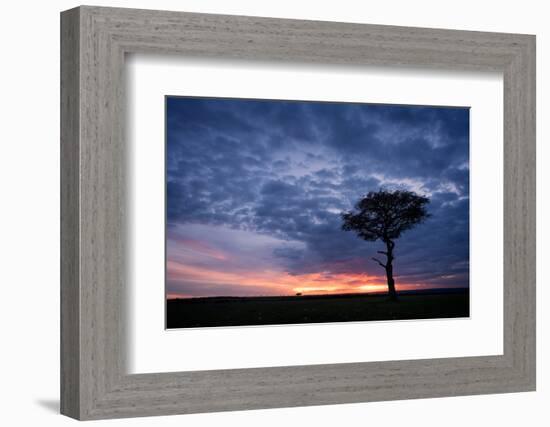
[60,5,536,420]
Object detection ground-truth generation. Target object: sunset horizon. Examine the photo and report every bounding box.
[166,222,468,299]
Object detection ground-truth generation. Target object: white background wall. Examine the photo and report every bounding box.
[0,0,546,425]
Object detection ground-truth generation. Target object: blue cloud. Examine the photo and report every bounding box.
[166,96,470,288]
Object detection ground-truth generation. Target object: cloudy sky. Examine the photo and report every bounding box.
[166,96,469,298]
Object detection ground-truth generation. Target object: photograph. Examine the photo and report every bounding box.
[165,96,470,328]
[50,3,537,421]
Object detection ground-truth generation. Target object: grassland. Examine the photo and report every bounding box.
[166,288,469,329]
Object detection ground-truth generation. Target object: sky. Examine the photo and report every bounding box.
[166,97,470,298]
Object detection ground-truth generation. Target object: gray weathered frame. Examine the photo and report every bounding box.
[60,5,536,420]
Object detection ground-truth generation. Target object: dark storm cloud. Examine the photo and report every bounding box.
[166,97,470,288]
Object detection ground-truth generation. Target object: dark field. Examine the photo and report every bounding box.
[166,288,469,329]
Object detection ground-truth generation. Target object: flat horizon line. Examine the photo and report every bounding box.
[167,287,469,301]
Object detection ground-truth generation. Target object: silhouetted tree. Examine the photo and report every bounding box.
[341,189,430,301]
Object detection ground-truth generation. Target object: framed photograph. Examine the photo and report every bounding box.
[61,6,535,420]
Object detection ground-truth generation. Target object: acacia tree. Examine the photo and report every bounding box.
[341,189,430,301]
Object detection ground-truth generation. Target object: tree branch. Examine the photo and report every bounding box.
[371,257,387,268]
[377,250,388,255]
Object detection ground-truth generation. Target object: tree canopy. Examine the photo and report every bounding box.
[341,189,430,242]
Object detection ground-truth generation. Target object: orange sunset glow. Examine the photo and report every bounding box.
[166,224,450,299]
[167,259,390,297]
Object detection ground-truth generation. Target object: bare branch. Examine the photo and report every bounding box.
[377,250,388,255]
[371,257,386,268]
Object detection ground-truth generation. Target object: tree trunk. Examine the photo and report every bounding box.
[385,240,398,301]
